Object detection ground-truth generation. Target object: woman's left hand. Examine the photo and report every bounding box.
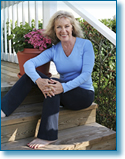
[43,79,63,95]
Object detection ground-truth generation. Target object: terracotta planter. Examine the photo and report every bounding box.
[17,48,51,78]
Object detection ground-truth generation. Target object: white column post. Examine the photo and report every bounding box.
[42,1,58,75]
[42,1,57,29]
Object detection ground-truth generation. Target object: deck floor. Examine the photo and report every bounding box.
[1,61,20,92]
[1,61,59,92]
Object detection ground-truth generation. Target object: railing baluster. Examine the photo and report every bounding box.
[1,8,4,60]
[7,1,12,62]
[35,1,38,29]
[12,1,15,63]
[28,1,31,26]
[12,1,18,63]
[17,2,19,26]
[15,1,18,63]
[22,1,25,25]
[4,1,7,61]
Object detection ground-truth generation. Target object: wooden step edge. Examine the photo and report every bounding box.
[1,85,13,93]
[60,137,116,150]
[42,123,116,150]
[1,103,43,126]
[1,122,116,150]
[60,103,98,115]
[1,103,98,127]
[1,110,96,144]
[1,135,116,150]
[56,122,116,144]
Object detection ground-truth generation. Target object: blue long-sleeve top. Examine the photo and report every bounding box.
[24,37,95,93]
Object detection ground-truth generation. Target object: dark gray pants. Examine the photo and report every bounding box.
[1,71,94,141]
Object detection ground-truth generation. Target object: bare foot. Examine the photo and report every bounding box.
[1,110,6,118]
[27,138,56,149]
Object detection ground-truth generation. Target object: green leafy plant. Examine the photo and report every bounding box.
[6,19,44,53]
[77,17,116,131]
[7,23,34,53]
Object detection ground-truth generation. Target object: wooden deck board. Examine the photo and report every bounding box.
[1,103,97,126]
[1,123,116,150]
[1,103,98,143]
[1,61,19,91]
[1,64,20,73]
[1,61,19,69]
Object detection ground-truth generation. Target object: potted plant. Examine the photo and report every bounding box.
[7,22,52,78]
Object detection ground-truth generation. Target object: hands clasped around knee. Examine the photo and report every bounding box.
[35,78,63,98]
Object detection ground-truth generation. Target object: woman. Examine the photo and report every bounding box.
[1,10,95,149]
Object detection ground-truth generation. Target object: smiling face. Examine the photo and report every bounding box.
[54,17,73,43]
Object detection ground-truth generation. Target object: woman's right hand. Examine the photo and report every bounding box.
[35,78,55,98]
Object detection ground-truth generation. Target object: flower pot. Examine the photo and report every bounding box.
[17,48,51,78]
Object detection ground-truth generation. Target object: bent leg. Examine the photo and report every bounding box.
[1,74,35,116]
[27,94,60,149]
[1,71,50,116]
[48,78,94,110]
[35,77,63,141]
[60,87,94,110]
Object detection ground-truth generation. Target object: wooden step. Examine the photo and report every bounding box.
[1,103,98,144]
[1,123,116,150]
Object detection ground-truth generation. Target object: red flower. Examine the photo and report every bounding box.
[24,29,52,51]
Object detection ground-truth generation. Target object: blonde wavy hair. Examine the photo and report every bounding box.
[44,10,83,44]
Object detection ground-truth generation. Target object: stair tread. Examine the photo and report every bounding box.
[1,122,116,150]
[1,102,98,126]
[1,103,98,144]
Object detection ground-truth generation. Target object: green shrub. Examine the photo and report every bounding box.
[78,18,116,131]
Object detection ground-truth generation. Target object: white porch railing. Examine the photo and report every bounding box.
[64,1,116,46]
[1,1,57,63]
[1,1,116,64]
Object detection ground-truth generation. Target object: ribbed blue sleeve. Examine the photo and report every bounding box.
[61,40,95,93]
[23,47,54,83]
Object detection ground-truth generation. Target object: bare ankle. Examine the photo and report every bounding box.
[1,110,6,118]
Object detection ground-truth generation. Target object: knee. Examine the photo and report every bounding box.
[21,73,29,80]
[20,73,34,85]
